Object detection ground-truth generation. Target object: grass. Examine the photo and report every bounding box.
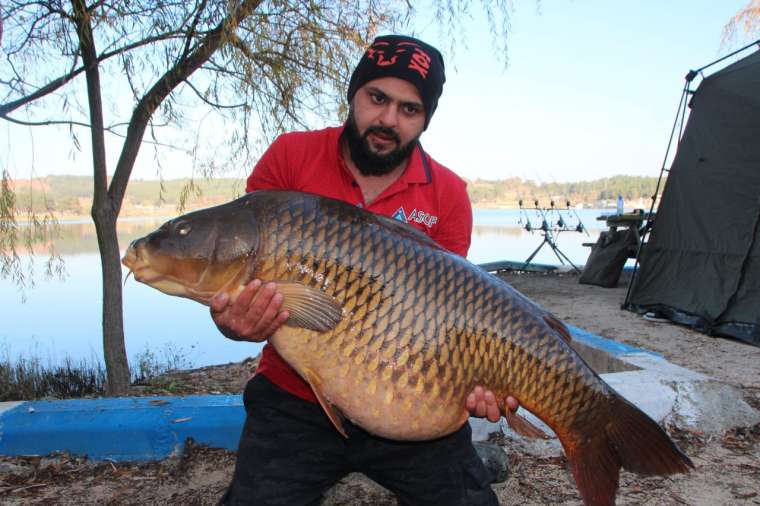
[0,344,194,401]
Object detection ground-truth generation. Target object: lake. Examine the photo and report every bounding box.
[0,208,614,368]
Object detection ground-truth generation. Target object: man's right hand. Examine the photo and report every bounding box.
[210,279,290,342]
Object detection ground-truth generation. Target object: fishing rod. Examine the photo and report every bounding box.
[567,200,590,236]
[518,198,583,273]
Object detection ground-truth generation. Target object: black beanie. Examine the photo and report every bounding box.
[346,35,446,129]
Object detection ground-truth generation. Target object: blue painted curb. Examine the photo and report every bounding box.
[478,260,558,272]
[0,326,657,463]
[0,395,244,461]
[567,325,660,358]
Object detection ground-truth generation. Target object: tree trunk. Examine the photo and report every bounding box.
[92,207,131,394]
[72,0,265,395]
[72,0,131,394]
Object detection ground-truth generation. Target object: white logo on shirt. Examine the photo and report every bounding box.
[393,207,438,228]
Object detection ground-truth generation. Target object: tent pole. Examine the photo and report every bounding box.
[692,38,760,76]
[622,80,690,309]
[624,40,760,311]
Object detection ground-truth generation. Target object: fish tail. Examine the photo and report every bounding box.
[561,394,694,506]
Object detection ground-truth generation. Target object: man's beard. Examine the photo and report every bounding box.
[342,111,419,176]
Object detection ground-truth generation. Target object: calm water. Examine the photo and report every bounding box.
[0,208,612,368]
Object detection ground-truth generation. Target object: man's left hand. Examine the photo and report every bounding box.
[466,386,519,422]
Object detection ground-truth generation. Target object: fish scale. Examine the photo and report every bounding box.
[123,190,694,506]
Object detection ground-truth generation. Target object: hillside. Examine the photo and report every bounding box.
[8,174,661,217]
[9,176,246,217]
[467,175,660,209]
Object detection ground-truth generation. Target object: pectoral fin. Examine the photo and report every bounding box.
[303,369,348,438]
[505,409,551,439]
[275,281,343,332]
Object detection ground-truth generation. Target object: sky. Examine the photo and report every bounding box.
[1,0,756,184]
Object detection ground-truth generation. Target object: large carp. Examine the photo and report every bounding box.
[122,190,692,505]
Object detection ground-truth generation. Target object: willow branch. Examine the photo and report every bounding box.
[1,32,185,117]
[108,0,265,209]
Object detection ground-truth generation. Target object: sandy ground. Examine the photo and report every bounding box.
[2,271,760,505]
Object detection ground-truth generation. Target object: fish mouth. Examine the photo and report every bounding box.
[122,247,165,285]
[121,245,217,304]
[130,267,165,285]
[122,246,139,270]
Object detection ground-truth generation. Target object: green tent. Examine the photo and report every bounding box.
[626,46,760,347]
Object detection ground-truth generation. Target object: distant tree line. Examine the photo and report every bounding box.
[464,175,661,208]
[12,176,245,215]
[13,174,662,214]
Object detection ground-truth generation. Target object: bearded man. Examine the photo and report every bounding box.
[213,34,517,506]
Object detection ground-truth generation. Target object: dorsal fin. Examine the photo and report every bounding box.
[373,214,443,251]
[544,314,573,344]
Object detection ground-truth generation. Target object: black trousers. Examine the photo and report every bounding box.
[221,374,499,506]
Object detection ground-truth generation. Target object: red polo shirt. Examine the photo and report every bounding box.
[246,126,472,401]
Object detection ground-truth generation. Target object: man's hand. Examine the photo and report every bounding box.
[466,386,519,422]
[212,281,521,421]
[210,280,289,342]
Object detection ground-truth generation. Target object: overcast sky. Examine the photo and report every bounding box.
[2,0,755,183]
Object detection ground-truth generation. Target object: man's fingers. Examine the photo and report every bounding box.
[246,282,277,319]
[262,310,290,337]
[465,387,518,421]
[210,292,229,313]
[466,386,496,419]
[482,390,499,422]
[235,279,262,312]
[466,392,477,411]
[250,291,284,334]
[486,403,501,423]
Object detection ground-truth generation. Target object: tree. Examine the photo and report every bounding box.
[1,1,514,395]
[724,0,760,44]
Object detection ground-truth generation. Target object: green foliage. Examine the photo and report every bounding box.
[126,177,245,212]
[466,175,662,207]
[0,344,196,400]
[7,175,245,215]
[0,171,66,297]
[130,344,195,388]
[11,174,662,213]
[0,355,107,401]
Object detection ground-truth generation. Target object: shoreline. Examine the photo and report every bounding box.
[33,204,624,225]
[2,270,759,505]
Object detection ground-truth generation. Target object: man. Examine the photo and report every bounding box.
[213,35,517,506]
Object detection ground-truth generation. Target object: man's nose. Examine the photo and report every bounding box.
[377,104,398,127]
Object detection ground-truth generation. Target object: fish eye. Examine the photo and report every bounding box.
[176,221,192,236]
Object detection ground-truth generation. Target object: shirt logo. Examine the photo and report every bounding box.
[393,207,438,228]
[392,207,408,223]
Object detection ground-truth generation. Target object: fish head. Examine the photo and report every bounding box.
[122,196,260,305]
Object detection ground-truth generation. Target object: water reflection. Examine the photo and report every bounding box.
[1,209,608,368]
[31,218,172,256]
[472,225,524,237]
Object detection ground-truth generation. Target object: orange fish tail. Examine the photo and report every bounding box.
[561,394,694,506]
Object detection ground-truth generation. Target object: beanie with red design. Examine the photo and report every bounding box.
[346,35,446,129]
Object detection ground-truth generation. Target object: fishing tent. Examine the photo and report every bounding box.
[625,45,760,347]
